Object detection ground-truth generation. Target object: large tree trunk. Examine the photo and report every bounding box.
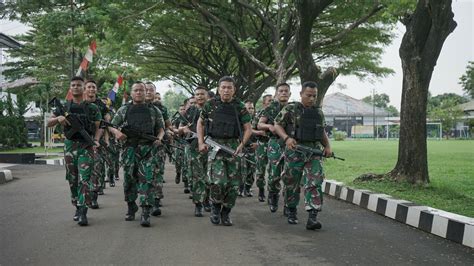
[294,0,338,106]
[390,0,456,184]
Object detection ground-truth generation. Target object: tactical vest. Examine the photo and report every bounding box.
[293,106,325,142]
[207,100,241,139]
[64,101,96,141]
[125,104,155,141]
[187,106,201,132]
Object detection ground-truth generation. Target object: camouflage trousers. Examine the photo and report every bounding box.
[254,140,268,189]
[122,144,158,207]
[189,146,208,204]
[281,149,325,211]
[184,145,192,186]
[64,140,94,207]
[174,143,185,179]
[92,145,109,191]
[105,141,120,180]
[207,143,242,209]
[153,146,165,199]
[266,138,285,194]
[241,152,256,187]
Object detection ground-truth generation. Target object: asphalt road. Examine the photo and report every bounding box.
[0,163,473,265]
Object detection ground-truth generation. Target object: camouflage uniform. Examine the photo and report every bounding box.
[274,102,326,211]
[55,101,101,209]
[111,103,165,207]
[201,98,251,209]
[253,109,268,191]
[261,101,286,195]
[184,106,208,205]
[153,102,169,199]
[171,115,187,183]
[90,99,109,194]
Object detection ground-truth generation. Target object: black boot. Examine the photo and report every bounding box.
[125,201,139,221]
[140,206,151,227]
[210,203,221,225]
[73,206,80,221]
[175,172,181,184]
[203,199,211,212]
[91,192,99,209]
[78,206,88,226]
[268,193,279,213]
[244,185,253,197]
[184,181,190,194]
[109,175,115,187]
[195,203,203,217]
[258,188,265,202]
[238,184,244,197]
[283,205,288,217]
[221,207,233,226]
[287,207,298,224]
[151,198,162,216]
[306,209,322,230]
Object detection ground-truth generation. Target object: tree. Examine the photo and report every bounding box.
[427,92,468,112]
[162,90,189,115]
[429,98,464,139]
[389,0,457,184]
[459,61,474,98]
[362,93,391,108]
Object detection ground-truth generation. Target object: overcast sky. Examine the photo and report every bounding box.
[1,1,472,109]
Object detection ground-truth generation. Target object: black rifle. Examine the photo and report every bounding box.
[48,97,96,147]
[171,111,191,127]
[101,120,183,150]
[204,136,256,165]
[295,144,345,161]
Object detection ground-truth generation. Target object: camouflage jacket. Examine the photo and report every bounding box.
[153,102,170,121]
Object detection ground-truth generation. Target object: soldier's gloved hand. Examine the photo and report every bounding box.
[199,143,208,153]
[285,137,297,150]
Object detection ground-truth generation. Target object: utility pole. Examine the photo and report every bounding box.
[373,88,376,140]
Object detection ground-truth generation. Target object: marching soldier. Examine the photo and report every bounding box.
[257,83,291,213]
[83,80,112,209]
[274,81,332,230]
[108,82,165,227]
[179,86,209,217]
[172,104,187,184]
[47,76,102,226]
[252,95,272,201]
[197,76,252,226]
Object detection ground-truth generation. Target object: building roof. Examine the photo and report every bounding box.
[322,92,390,117]
[458,99,474,112]
[0,33,21,49]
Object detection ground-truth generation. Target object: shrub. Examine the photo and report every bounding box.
[333,130,347,141]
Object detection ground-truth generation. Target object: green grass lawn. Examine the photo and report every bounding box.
[324,139,474,217]
[0,146,63,154]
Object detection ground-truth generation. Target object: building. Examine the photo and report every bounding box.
[322,92,393,137]
[455,99,474,138]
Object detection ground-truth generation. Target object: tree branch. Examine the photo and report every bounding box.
[311,2,384,49]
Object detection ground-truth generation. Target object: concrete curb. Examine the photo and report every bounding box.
[322,179,474,248]
[0,170,13,184]
[35,158,65,166]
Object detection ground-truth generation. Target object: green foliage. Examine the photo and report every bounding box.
[0,93,28,148]
[459,61,474,98]
[428,97,464,138]
[333,130,347,141]
[163,90,189,115]
[362,93,390,108]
